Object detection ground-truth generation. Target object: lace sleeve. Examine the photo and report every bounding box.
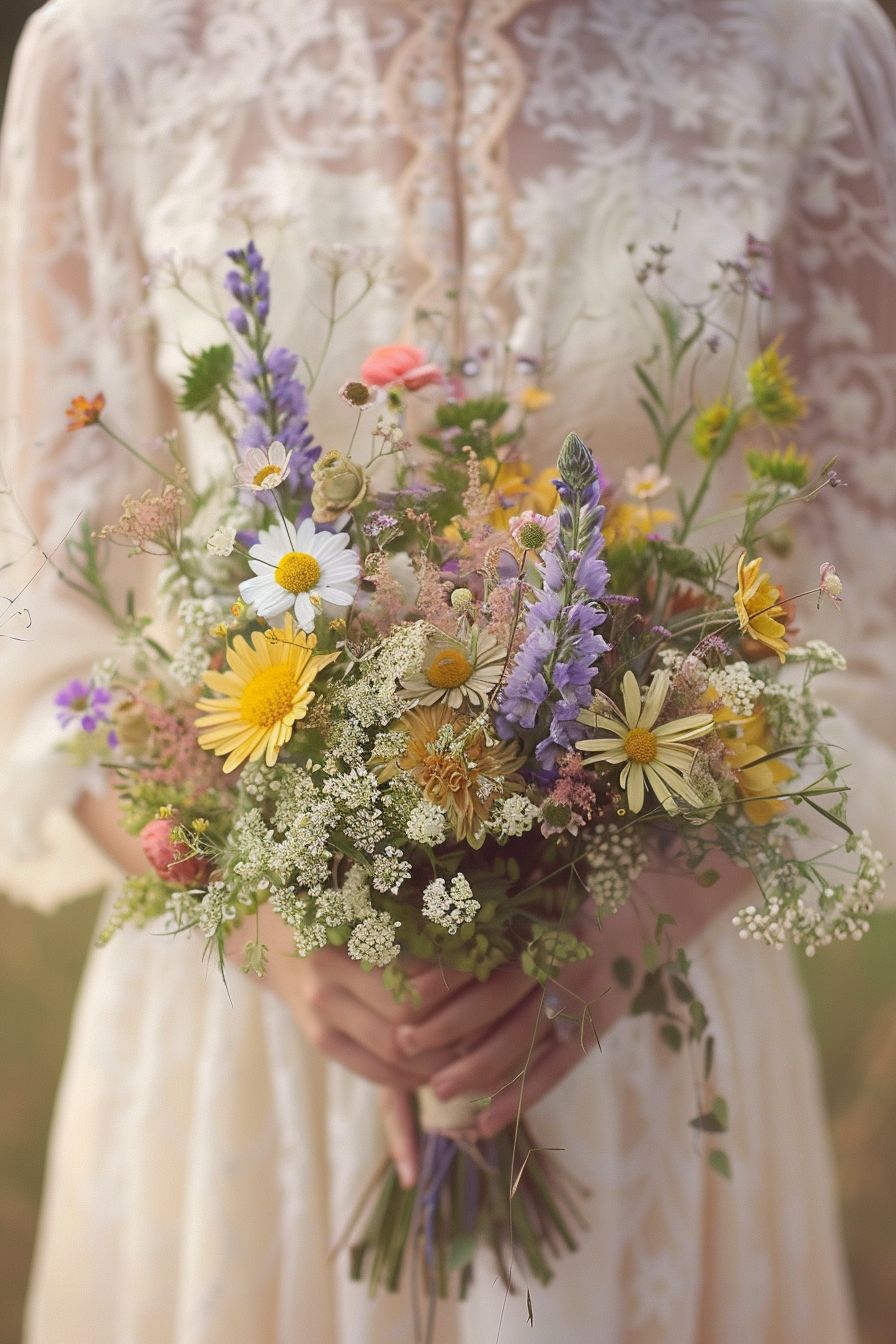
[0,4,166,910]
[770,0,896,862]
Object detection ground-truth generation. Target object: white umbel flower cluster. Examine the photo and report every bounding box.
[170,595,229,686]
[422,874,481,935]
[406,801,448,847]
[490,794,539,840]
[785,640,847,674]
[733,831,887,954]
[583,824,647,914]
[709,661,763,717]
[347,911,401,966]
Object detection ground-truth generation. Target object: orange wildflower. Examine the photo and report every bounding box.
[66,393,106,431]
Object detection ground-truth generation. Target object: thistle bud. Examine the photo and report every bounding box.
[557,432,597,491]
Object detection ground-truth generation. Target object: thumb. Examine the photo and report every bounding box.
[378,1087,419,1189]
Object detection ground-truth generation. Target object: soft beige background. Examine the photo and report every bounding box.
[2,2,896,1340]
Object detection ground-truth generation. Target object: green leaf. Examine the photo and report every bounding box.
[675,948,691,976]
[527,1288,534,1327]
[448,1233,478,1273]
[670,975,694,1005]
[703,1034,715,1080]
[634,362,664,406]
[711,1095,729,1131]
[689,999,708,1039]
[660,1023,683,1052]
[178,343,235,412]
[690,1110,726,1134]
[696,868,720,888]
[654,912,677,942]
[612,956,635,990]
[643,939,659,972]
[631,970,668,1017]
[708,1149,732,1180]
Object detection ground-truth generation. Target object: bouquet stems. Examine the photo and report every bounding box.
[348,1088,587,1343]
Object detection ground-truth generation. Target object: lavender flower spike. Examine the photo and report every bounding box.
[226,241,319,494]
[497,434,610,764]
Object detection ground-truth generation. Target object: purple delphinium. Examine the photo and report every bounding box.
[226,243,319,494]
[55,680,114,742]
[497,434,610,766]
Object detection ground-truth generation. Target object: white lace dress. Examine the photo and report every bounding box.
[3,0,896,1339]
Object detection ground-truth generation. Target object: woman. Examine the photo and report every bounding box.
[2,0,895,1339]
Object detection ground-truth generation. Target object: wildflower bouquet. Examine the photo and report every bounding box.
[57,237,885,1329]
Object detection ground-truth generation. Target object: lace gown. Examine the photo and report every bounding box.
[3,0,896,1339]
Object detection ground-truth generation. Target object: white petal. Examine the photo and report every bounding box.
[318,584,357,603]
[245,446,267,472]
[655,718,715,743]
[622,761,645,812]
[621,672,642,730]
[294,517,316,549]
[293,593,316,630]
[639,670,671,729]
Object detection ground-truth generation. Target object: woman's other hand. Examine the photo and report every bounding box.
[225,901,469,1092]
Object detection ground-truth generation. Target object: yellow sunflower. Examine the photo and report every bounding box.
[733,553,789,662]
[714,704,795,825]
[195,613,337,772]
[375,703,526,847]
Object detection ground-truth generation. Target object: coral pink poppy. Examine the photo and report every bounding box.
[360,343,442,390]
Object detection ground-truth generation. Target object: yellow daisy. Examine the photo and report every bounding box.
[195,613,337,772]
[577,670,715,814]
[733,553,788,663]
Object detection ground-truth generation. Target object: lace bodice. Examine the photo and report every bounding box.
[2,0,896,893]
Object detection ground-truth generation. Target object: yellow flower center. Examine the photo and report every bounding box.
[427,649,473,689]
[275,551,321,594]
[253,464,281,487]
[239,664,299,729]
[624,727,658,764]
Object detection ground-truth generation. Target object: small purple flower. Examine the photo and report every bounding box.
[55,680,112,734]
[362,511,399,538]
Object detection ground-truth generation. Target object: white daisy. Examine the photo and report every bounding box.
[577,670,715,815]
[235,441,293,492]
[239,516,360,631]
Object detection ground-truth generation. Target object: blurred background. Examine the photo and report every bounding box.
[2,2,896,1341]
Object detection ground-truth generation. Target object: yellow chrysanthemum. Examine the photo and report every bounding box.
[714,704,795,825]
[577,670,715,814]
[195,613,337,772]
[692,400,742,460]
[747,338,805,426]
[733,553,788,662]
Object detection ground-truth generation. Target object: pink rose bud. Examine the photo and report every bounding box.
[140,818,210,887]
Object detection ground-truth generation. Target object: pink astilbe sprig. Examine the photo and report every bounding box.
[412,555,455,632]
[455,450,511,569]
[131,696,228,795]
[540,752,595,837]
[486,578,529,654]
[95,478,186,554]
[363,551,406,635]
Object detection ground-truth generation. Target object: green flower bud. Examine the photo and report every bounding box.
[557,432,597,491]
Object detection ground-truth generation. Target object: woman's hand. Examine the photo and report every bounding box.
[225,902,471,1092]
[386,850,754,1144]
